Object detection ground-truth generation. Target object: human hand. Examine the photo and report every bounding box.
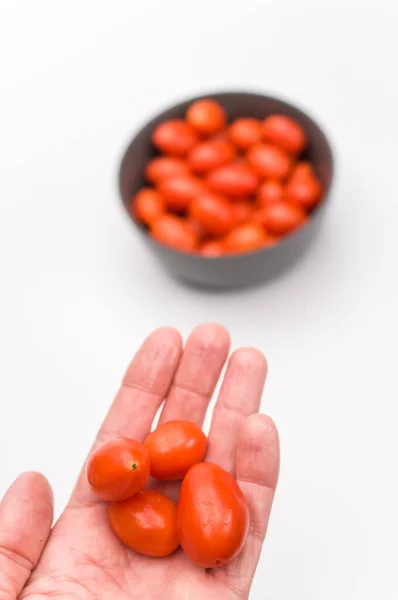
[0,324,279,599]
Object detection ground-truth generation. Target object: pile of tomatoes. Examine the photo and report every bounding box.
[132,98,324,256]
[87,419,249,568]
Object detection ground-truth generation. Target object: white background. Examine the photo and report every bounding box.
[1,1,397,598]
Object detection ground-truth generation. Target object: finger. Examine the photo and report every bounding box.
[206,348,267,475]
[0,472,53,599]
[212,414,280,597]
[70,327,182,507]
[159,323,230,425]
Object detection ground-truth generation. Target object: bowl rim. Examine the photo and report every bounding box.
[117,89,335,260]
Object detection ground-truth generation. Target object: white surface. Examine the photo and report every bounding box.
[1,1,397,598]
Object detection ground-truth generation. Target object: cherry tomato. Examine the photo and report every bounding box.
[285,176,322,209]
[224,223,268,254]
[133,188,164,226]
[109,489,179,557]
[254,201,307,235]
[290,161,314,181]
[256,180,284,207]
[145,156,189,184]
[200,240,224,257]
[206,163,259,197]
[152,120,198,156]
[186,99,226,135]
[190,191,236,236]
[187,140,236,173]
[229,118,262,149]
[144,420,207,480]
[159,175,204,211]
[231,200,254,225]
[262,114,307,154]
[177,462,250,568]
[247,143,293,179]
[86,437,150,502]
[151,215,198,252]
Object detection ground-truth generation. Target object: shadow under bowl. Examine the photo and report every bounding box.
[118,91,334,289]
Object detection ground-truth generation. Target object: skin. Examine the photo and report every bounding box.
[0,324,280,600]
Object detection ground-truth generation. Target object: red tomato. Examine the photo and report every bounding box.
[255,201,307,235]
[177,462,250,568]
[256,180,284,207]
[145,156,189,184]
[133,188,164,226]
[247,143,293,179]
[200,240,224,257]
[190,191,236,236]
[186,99,226,135]
[145,420,208,480]
[187,140,236,173]
[109,489,179,557]
[152,120,198,156]
[86,437,150,502]
[229,118,262,149]
[206,163,259,197]
[151,215,198,252]
[285,176,322,209]
[224,223,268,254]
[159,175,204,211]
[187,218,206,240]
[231,200,253,224]
[290,161,314,181]
[262,114,307,154]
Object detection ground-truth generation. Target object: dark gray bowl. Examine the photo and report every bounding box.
[118,91,334,289]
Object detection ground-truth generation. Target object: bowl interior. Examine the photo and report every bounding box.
[119,91,334,227]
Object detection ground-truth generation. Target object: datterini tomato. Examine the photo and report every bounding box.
[262,114,307,154]
[152,120,198,156]
[190,191,236,236]
[206,163,258,197]
[200,240,224,257]
[159,174,204,211]
[86,437,150,502]
[151,215,198,252]
[109,489,179,557]
[255,201,307,235]
[247,143,293,179]
[177,462,250,568]
[144,420,207,481]
[257,180,284,207]
[187,140,235,173]
[133,188,164,226]
[145,156,189,184]
[224,223,268,254]
[186,99,226,135]
[229,118,262,149]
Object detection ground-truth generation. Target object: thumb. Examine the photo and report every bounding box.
[0,472,53,598]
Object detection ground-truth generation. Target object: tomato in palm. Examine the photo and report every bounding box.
[144,420,207,481]
[200,240,224,257]
[86,437,150,502]
[206,163,258,197]
[145,156,189,184]
[159,175,204,211]
[186,99,226,135]
[231,200,253,225]
[262,114,307,154]
[152,120,198,156]
[224,223,268,254]
[190,191,235,236]
[177,462,250,568]
[133,188,164,226]
[257,180,284,207]
[247,143,293,179]
[285,176,322,209]
[151,215,198,252]
[255,201,307,235]
[109,489,179,557]
[187,140,236,173]
[229,118,262,149]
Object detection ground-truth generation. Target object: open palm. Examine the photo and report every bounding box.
[0,324,279,600]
